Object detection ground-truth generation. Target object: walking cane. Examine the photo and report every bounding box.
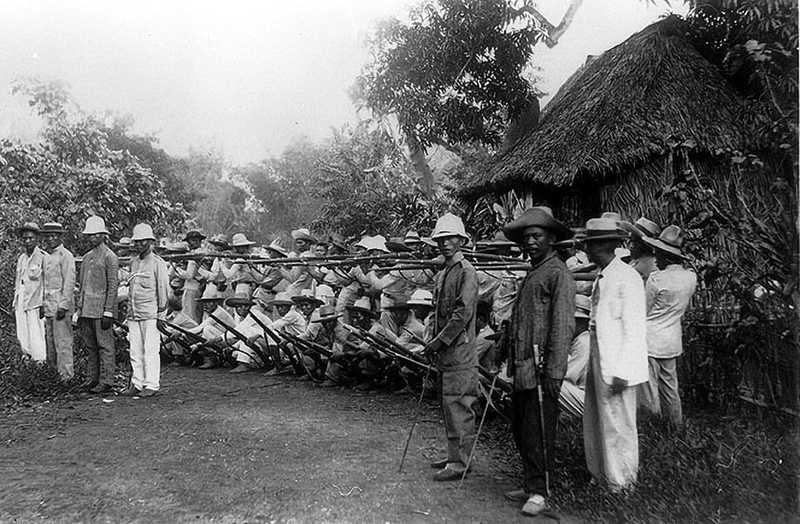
[398,365,432,473]
[533,343,550,496]
[459,372,498,488]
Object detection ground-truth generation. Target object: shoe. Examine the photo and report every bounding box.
[139,388,158,398]
[118,385,141,397]
[433,463,467,482]
[198,357,217,369]
[504,489,530,503]
[521,494,547,516]
[229,364,252,374]
[89,384,113,395]
[429,458,449,469]
[316,379,338,388]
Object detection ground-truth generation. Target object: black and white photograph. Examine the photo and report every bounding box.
[0,0,797,522]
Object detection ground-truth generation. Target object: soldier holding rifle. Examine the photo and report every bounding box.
[499,207,576,516]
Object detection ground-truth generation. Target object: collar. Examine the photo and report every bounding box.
[598,255,623,277]
[528,251,557,271]
[445,251,465,268]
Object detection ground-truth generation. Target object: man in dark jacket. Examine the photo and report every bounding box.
[502,207,575,516]
[426,213,479,482]
[76,216,119,395]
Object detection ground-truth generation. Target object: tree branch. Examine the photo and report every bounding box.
[523,0,584,48]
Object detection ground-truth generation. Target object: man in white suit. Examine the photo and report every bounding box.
[581,217,649,492]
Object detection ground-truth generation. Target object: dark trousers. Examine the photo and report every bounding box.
[511,387,560,495]
[80,318,116,386]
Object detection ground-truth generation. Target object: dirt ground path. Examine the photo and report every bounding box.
[1,367,565,523]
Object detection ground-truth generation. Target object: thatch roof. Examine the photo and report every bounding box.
[462,16,761,197]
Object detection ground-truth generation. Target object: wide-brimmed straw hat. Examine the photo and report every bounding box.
[503,206,572,243]
[82,216,109,235]
[312,304,343,323]
[264,239,288,257]
[407,289,433,308]
[17,221,40,235]
[268,291,295,307]
[386,236,412,253]
[40,222,65,234]
[165,241,189,253]
[575,295,591,319]
[580,218,629,242]
[431,213,470,242]
[183,229,206,241]
[476,230,516,249]
[315,285,335,303]
[291,228,317,243]
[346,296,377,318]
[623,217,661,240]
[404,230,422,246]
[226,292,254,308]
[291,289,323,307]
[642,225,688,259]
[231,233,256,248]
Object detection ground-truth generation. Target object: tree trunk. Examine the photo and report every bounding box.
[408,136,434,196]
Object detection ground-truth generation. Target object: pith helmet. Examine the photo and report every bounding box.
[131,223,157,242]
[431,213,470,242]
[82,216,109,235]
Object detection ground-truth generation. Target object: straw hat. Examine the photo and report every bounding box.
[131,223,157,242]
[404,230,422,246]
[226,292,254,308]
[315,285,336,303]
[166,241,189,253]
[291,228,316,243]
[115,237,132,249]
[346,296,377,318]
[407,289,433,308]
[431,213,470,242]
[361,235,390,254]
[17,221,41,235]
[503,207,572,243]
[623,217,661,240]
[265,239,288,257]
[40,222,65,234]
[268,291,295,307]
[385,296,412,310]
[642,225,688,259]
[386,236,412,253]
[230,233,256,248]
[580,218,629,242]
[311,304,343,323]
[81,216,109,235]
[291,289,323,307]
[575,295,591,319]
[182,229,206,241]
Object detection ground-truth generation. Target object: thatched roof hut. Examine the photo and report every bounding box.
[461,15,764,224]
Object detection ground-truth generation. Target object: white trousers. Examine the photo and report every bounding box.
[127,319,161,391]
[16,305,46,362]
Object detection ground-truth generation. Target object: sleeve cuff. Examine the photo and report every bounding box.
[103,311,114,318]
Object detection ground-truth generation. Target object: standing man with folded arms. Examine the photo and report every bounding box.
[120,223,169,397]
[76,216,119,395]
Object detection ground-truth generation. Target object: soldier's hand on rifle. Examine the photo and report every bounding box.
[609,376,628,395]
[55,307,67,320]
[543,377,562,399]
[423,338,443,358]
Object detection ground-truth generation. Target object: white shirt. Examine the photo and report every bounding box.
[590,257,648,385]
[645,264,697,358]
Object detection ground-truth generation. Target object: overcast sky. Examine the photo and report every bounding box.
[0,0,685,164]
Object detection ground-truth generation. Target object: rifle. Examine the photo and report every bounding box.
[282,331,334,358]
[209,312,271,368]
[249,313,305,375]
[342,323,435,375]
[157,319,221,361]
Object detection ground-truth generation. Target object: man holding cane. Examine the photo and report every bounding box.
[119,223,169,397]
[501,207,575,517]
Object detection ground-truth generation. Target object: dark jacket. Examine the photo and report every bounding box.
[433,252,478,372]
[77,243,119,319]
[509,252,575,391]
